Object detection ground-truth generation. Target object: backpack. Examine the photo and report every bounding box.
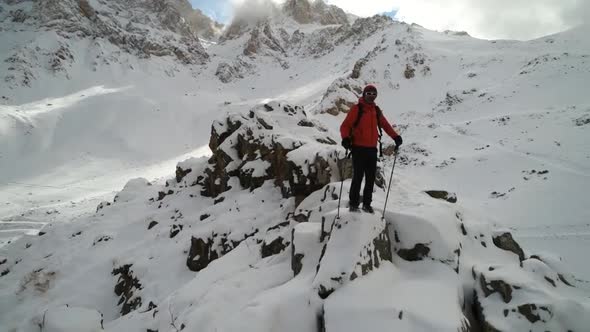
[351,103,384,157]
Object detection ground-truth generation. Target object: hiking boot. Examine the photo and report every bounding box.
[362,205,374,214]
[349,205,360,212]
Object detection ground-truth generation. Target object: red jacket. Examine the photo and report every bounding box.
[340,98,399,148]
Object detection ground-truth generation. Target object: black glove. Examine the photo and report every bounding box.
[341,137,352,150]
[394,135,403,148]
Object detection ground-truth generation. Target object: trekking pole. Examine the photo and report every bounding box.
[382,145,399,220]
[336,149,347,219]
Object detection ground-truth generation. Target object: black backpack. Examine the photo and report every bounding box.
[351,103,384,157]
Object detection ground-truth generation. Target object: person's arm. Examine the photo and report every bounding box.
[340,104,359,138]
[378,113,399,139]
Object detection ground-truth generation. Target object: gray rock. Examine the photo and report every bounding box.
[397,243,430,261]
[492,232,525,262]
[424,190,457,203]
[112,264,143,316]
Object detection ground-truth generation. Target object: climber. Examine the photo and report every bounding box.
[340,84,403,213]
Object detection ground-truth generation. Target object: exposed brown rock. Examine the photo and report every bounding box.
[492,232,525,262]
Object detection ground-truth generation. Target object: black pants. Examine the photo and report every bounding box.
[349,146,378,207]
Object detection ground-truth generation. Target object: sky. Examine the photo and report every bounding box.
[190,0,589,40]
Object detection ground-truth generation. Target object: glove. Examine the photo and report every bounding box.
[341,137,352,150]
[394,135,403,148]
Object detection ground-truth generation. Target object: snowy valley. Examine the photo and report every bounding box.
[0,0,589,331]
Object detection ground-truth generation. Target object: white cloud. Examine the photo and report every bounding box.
[395,0,588,40]
[229,0,281,24]
[324,0,399,17]
[225,0,589,40]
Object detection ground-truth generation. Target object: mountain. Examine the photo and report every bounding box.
[222,0,349,41]
[0,0,209,91]
[167,0,224,40]
[1,0,589,330]
[186,8,224,40]
[283,0,349,25]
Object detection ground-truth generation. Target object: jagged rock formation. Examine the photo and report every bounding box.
[217,14,396,83]
[283,0,348,25]
[199,101,342,204]
[315,20,434,115]
[317,78,363,115]
[313,216,393,298]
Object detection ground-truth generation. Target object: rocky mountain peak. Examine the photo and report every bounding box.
[283,0,313,24]
[282,0,349,25]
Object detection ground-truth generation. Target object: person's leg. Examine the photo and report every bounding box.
[349,147,364,208]
[362,148,378,207]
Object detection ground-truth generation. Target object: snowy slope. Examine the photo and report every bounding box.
[2,101,588,332]
[1,0,590,330]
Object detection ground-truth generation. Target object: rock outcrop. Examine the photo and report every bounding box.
[200,101,343,205]
[313,216,393,299]
[283,0,349,25]
[473,259,588,331]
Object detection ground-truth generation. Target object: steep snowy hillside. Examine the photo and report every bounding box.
[1,0,589,330]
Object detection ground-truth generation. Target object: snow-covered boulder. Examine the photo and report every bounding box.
[316,77,363,115]
[313,213,393,299]
[474,259,590,331]
[112,178,152,204]
[215,58,254,83]
[243,22,288,57]
[41,305,103,332]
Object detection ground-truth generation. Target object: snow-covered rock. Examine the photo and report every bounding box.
[201,101,342,204]
[313,214,393,298]
[40,305,104,332]
[474,259,590,331]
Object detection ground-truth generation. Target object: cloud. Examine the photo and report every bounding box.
[229,0,281,24]
[562,0,590,27]
[323,0,399,17]
[215,0,588,40]
[395,0,590,40]
[323,0,588,40]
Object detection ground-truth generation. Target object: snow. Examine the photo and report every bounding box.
[1,2,589,331]
[325,262,466,332]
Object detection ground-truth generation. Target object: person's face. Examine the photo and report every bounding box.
[364,91,377,103]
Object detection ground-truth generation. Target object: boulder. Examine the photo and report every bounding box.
[41,305,103,332]
[492,232,525,262]
[473,264,590,331]
[424,190,457,203]
[201,102,344,201]
[313,214,392,299]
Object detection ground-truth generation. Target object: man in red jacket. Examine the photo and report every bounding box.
[340,84,403,213]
